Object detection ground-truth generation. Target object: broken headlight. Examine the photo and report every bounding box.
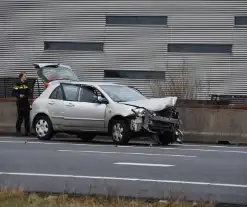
[132,108,145,117]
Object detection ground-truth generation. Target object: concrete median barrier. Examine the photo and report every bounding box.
[0,99,246,145]
[178,107,247,145]
[0,100,19,135]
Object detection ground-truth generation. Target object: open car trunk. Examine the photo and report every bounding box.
[33,63,79,87]
[32,63,80,97]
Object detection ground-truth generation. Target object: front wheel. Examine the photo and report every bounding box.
[111,119,130,145]
[158,131,174,145]
[34,115,53,140]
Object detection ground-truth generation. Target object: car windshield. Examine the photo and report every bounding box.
[41,66,79,82]
[99,85,147,102]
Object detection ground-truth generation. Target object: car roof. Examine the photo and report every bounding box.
[55,80,125,87]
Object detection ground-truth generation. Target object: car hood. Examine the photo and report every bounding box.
[120,97,178,111]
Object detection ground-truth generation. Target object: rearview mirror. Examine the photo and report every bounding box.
[97,96,108,104]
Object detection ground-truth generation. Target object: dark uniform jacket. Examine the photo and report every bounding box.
[12,79,31,110]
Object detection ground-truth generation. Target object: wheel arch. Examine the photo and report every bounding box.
[107,114,135,134]
[32,112,51,129]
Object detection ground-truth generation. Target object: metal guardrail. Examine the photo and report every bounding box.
[211,94,247,105]
[177,95,247,106]
[0,77,36,98]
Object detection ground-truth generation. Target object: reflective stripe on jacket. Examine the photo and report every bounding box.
[12,80,30,109]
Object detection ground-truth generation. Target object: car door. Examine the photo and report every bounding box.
[47,85,65,127]
[76,85,107,131]
[61,83,81,131]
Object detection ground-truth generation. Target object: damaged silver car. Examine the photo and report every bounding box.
[30,80,183,145]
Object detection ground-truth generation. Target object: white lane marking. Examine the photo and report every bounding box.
[58,150,197,158]
[0,172,247,188]
[0,137,35,140]
[0,141,47,144]
[0,140,246,151]
[163,148,247,154]
[0,141,88,146]
[114,162,175,167]
[174,144,247,149]
[0,141,156,148]
[0,135,245,148]
[208,145,247,149]
[115,143,247,150]
[0,140,155,148]
[0,141,40,144]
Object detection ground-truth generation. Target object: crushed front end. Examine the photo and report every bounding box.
[130,106,183,144]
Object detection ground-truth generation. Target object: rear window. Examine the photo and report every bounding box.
[40,66,79,82]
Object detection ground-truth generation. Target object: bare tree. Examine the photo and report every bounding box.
[150,59,209,100]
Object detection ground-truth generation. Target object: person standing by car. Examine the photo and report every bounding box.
[12,72,32,136]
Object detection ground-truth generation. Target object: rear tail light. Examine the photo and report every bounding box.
[44,83,52,88]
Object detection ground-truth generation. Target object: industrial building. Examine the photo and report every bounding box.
[0,0,247,99]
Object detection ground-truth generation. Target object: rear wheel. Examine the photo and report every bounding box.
[110,119,130,145]
[34,115,54,140]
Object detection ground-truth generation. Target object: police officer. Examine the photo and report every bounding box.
[12,72,31,136]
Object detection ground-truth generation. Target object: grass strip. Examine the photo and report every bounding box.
[0,189,215,207]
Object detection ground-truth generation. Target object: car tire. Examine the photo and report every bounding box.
[77,133,96,142]
[158,131,174,145]
[111,119,130,145]
[34,115,53,141]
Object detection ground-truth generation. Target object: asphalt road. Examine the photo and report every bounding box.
[0,136,247,205]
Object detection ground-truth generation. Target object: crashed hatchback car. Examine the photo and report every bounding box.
[30,80,183,145]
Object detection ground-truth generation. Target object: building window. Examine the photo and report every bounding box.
[168,43,232,54]
[44,41,104,51]
[235,16,247,26]
[106,15,167,26]
[104,70,165,79]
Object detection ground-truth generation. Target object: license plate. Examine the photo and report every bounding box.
[135,117,142,124]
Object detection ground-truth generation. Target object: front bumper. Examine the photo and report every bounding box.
[144,113,181,133]
[130,110,182,134]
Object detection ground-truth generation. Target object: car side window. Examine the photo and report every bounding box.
[62,84,80,102]
[49,86,63,100]
[79,86,103,103]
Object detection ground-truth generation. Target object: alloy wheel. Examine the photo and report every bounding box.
[112,123,124,141]
[36,119,49,137]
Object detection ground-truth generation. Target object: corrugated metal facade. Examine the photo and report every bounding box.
[0,0,246,99]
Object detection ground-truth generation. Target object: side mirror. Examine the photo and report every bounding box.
[97,96,108,104]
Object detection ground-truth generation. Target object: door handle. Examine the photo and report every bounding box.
[65,103,75,107]
[48,101,55,105]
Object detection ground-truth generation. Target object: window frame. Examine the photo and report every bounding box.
[60,83,81,102]
[49,85,64,100]
[44,41,104,51]
[106,15,167,26]
[234,16,247,27]
[79,84,108,103]
[104,70,165,79]
[167,43,232,54]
